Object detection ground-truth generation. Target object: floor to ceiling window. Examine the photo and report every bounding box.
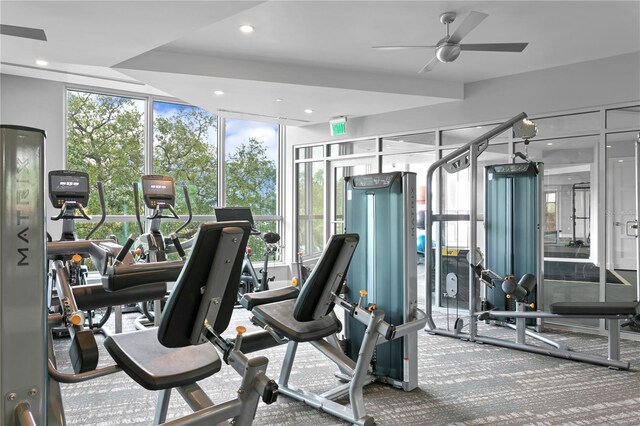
[66,89,145,242]
[65,88,282,262]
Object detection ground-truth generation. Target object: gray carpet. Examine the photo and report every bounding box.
[52,309,640,425]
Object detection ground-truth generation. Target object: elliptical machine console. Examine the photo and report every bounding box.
[48,170,105,241]
[141,174,177,216]
[49,170,90,210]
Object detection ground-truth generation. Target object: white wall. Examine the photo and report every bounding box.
[287,52,640,145]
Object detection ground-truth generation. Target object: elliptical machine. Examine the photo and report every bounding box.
[47,170,111,331]
[133,174,192,324]
[214,207,281,301]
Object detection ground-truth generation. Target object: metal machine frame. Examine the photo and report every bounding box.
[344,171,419,391]
[423,113,636,370]
[1,125,47,426]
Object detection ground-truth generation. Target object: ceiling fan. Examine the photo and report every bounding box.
[372,11,527,73]
[1,24,47,41]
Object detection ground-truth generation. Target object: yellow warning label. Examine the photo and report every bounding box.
[441,248,460,256]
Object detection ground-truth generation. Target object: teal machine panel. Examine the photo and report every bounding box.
[485,162,541,316]
[1,125,47,425]
[344,172,418,390]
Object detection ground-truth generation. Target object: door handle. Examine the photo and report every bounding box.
[626,220,638,237]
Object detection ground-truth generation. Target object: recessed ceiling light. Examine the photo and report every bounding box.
[304,109,313,114]
[606,145,612,148]
[476,126,482,129]
[618,159,624,163]
[214,90,224,96]
[36,59,48,66]
[275,98,283,102]
[568,177,572,180]
[399,140,405,143]
[239,24,254,33]
[546,142,553,146]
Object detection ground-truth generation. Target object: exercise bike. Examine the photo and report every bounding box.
[47,170,111,333]
[132,174,192,325]
[214,207,281,302]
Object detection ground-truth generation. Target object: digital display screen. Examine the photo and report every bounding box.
[51,174,89,194]
[142,178,175,197]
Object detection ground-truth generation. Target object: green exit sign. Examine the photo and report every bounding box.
[330,117,347,136]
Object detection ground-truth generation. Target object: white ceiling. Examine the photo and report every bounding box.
[1,1,639,126]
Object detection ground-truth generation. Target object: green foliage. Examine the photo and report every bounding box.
[66,91,144,240]
[153,107,217,215]
[65,91,279,264]
[226,137,277,215]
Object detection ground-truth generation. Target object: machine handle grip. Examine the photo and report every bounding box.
[171,233,186,258]
[262,379,278,404]
[85,181,106,240]
[115,234,136,263]
[175,185,193,235]
[133,182,144,235]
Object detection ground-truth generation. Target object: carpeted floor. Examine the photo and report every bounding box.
[52,308,640,425]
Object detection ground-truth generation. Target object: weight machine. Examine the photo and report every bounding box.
[423,113,639,369]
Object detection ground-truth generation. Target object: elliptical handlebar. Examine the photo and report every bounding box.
[174,185,193,235]
[85,181,106,240]
[133,182,144,235]
[50,201,92,222]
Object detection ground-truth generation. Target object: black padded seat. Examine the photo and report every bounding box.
[104,328,221,391]
[550,302,640,316]
[252,299,341,342]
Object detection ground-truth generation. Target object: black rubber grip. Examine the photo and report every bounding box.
[115,234,136,262]
[171,233,186,258]
[262,379,279,404]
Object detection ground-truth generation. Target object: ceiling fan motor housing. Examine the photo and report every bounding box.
[436,43,461,63]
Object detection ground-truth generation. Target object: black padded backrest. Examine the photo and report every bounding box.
[293,233,359,322]
[157,221,251,348]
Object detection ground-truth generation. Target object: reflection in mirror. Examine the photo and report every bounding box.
[516,135,598,327]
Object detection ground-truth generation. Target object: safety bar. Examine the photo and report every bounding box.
[425,112,528,329]
[47,358,120,383]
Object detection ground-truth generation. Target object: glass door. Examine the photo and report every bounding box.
[605,132,639,333]
[329,157,377,236]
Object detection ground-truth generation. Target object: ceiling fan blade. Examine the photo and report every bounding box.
[460,43,528,52]
[419,57,440,73]
[0,24,47,41]
[448,11,488,44]
[372,45,436,50]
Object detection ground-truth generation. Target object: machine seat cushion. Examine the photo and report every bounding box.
[252,299,340,342]
[104,328,221,391]
[550,302,640,316]
[241,287,299,310]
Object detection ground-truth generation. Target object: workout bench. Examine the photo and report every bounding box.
[103,221,278,425]
[241,233,427,426]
